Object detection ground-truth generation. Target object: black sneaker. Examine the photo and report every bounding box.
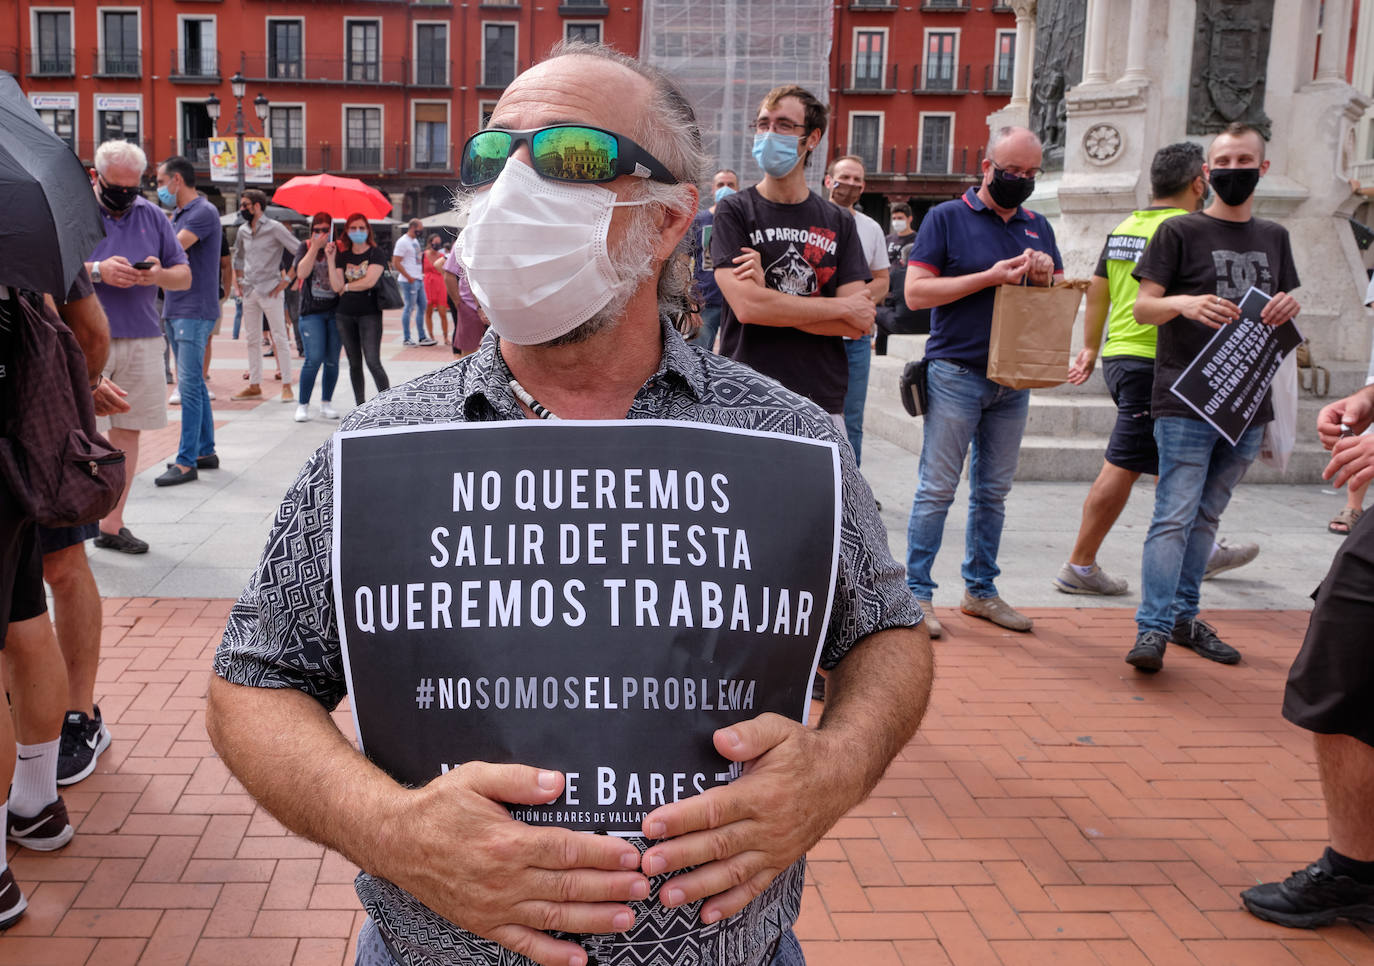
[1171,617,1241,665]
[57,706,111,786]
[0,867,27,929]
[1126,629,1168,672]
[6,797,73,851]
[1242,852,1374,927]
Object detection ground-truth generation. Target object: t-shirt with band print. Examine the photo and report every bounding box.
[711,188,871,414]
[1093,206,1190,362]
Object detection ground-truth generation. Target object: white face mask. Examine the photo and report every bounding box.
[459,159,652,346]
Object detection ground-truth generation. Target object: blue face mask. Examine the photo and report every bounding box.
[714,185,736,204]
[156,184,176,207]
[752,132,801,178]
[348,229,368,245]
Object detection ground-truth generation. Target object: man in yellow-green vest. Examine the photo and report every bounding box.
[1053,141,1259,596]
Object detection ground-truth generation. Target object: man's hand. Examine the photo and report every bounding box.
[384,763,648,966]
[1318,390,1374,449]
[1176,294,1240,330]
[92,376,131,416]
[135,256,163,287]
[839,290,876,336]
[638,715,850,924]
[1023,248,1054,287]
[98,256,140,289]
[1260,292,1300,327]
[731,248,766,288]
[1067,346,1098,385]
[1324,435,1374,491]
[984,252,1032,287]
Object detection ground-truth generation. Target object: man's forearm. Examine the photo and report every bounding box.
[206,678,407,878]
[905,270,992,311]
[1082,277,1110,351]
[723,283,854,328]
[56,293,111,379]
[817,625,933,801]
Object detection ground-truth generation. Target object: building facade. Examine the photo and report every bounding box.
[7,0,1010,220]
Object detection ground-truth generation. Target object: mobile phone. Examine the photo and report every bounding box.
[132,260,154,270]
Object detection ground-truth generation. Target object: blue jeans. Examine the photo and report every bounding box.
[842,337,871,465]
[905,359,1030,601]
[232,296,243,339]
[297,312,341,405]
[1136,417,1263,634]
[693,301,722,351]
[400,278,426,341]
[169,317,216,469]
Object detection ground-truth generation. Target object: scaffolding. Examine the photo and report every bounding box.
[641,0,834,194]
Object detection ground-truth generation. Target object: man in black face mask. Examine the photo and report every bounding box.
[1125,122,1301,673]
[901,125,1062,638]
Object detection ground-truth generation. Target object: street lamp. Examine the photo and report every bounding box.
[205,72,268,202]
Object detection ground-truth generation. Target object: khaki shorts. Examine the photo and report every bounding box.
[103,336,169,431]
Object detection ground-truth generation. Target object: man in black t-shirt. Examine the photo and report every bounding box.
[886,202,915,266]
[711,84,874,422]
[1126,123,1302,673]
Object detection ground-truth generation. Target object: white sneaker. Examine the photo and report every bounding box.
[320,403,340,420]
[168,391,181,406]
[1053,561,1128,596]
[207,388,216,400]
[293,404,310,422]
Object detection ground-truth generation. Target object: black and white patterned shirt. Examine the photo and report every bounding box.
[215,320,921,966]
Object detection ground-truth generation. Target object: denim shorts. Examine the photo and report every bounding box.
[1102,356,1158,475]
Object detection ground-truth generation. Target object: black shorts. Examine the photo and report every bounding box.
[1102,356,1158,475]
[1283,507,1374,749]
[0,488,46,648]
[39,523,99,556]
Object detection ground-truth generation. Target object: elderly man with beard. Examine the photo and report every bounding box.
[207,44,931,966]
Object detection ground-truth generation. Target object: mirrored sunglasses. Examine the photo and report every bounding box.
[459,124,678,187]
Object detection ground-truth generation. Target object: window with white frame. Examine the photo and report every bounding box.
[268,20,302,79]
[96,96,141,145]
[179,16,216,77]
[919,114,952,174]
[413,103,449,170]
[415,23,447,86]
[346,20,380,83]
[33,10,74,75]
[483,23,517,87]
[565,22,601,45]
[270,106,304,169]
[995,31,1015,91]
[853,29,885,90]
[924,31,956,90]
[479,100,498,130]
[30,95,76,151]
[345,107,382,170]
[100,9,140,76]
[849,114,882,173]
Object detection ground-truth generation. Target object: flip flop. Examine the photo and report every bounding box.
[1328,506,1363,535]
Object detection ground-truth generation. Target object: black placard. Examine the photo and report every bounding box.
[331,420,841,834]
[1169,287,1302,445]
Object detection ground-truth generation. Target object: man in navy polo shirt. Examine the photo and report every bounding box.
[903,126,1062,636]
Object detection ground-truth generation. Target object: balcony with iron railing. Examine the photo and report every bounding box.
[912,62,974,94]
[982,63,1014,95]
[921,0,970,10]
[238,53,408,86]
[412,59,451,87]
[841,62,901,95]
[95,48,142,77]
[558,0,610,14]
[411,146,451,172]
[26,46,75,77]
[478,59,523,90]
[170,49,221,81]
[850,144,983,179]
[848,1,898,10]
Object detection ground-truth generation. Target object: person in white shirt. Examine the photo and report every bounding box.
[825,154,889,468]
[391,219,433,346]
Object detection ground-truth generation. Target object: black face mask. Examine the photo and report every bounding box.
[1208,167,1260,207]
[98,178,142,213]
[238,206,255,225]
[986,167,1035,210]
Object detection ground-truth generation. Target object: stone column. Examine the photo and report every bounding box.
[1316,0,1350,81]
[1082,0,1110,84]
[1123,0,1150,82]
[1010,0,1037,108]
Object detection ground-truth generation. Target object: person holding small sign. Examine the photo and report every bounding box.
[1126,122,1301,672]
[207,42,932,966]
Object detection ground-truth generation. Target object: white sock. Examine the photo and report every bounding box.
[11,739,58,818]
[1210,541,1222,557]
[0,803,7,874]
[1070,563,1097,577]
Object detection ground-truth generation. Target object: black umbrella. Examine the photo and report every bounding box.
[0,70,105,298]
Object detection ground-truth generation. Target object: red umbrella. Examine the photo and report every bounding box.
[272,173,393,220]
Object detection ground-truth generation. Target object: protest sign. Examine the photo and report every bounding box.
[1170,287,1303,445]
[332,420,841,835]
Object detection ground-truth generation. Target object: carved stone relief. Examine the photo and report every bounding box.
[1187,0,1274,137]
[1030,0,1087,169]
[1083,122,1123,164]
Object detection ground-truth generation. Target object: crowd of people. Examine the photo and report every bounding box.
[2,38,1373,961]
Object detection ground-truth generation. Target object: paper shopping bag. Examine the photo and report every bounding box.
[986,280,1089,390]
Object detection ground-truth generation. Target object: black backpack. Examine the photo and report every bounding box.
[0,287,126,527]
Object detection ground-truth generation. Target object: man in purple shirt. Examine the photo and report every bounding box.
[84,140,190,553]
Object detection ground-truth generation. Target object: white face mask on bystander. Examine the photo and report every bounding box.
[458,159,652,346]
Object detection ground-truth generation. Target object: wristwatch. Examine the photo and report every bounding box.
[89,261,102,284]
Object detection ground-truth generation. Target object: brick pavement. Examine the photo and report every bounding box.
[2,599,1371,965]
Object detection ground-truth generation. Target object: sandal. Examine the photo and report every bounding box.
[1329,506,1363,535]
